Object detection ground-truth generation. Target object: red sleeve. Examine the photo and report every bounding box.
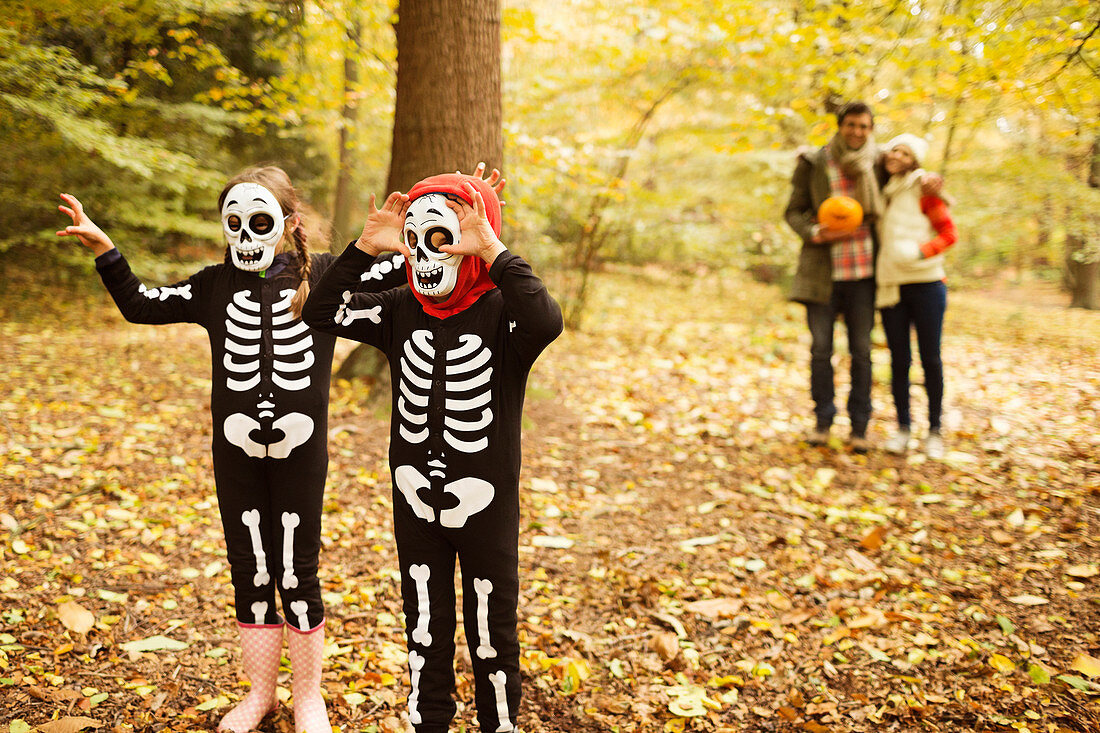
[919,196,958,258]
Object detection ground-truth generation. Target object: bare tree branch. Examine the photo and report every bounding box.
[1045,17,1100,83]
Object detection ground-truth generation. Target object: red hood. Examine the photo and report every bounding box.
[404,173,501,319]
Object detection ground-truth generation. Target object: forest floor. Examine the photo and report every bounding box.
[2,267,1099,733]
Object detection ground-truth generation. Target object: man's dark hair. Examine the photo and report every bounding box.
[836,101,874,126]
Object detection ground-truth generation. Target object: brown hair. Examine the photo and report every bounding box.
[217,165,331,318]
[836,100,875,126]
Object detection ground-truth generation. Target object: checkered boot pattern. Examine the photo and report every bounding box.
[287,622,333,733]
[218,622,284,732]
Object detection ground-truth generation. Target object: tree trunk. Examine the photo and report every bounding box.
[386,0,503,193]
[334,343,391,400]
[1066,135,1100,310]
[339,0,504,378]
[1066,234,1099,309]
[331,12,362,248]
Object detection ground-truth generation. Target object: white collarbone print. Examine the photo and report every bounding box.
[221,288,316,459]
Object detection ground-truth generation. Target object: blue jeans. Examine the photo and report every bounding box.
[805,278,875,436]
[880,281,947,431]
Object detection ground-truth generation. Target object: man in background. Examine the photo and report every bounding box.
[784,101,882,452]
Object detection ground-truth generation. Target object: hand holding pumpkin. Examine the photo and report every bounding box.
[813,195,863,242]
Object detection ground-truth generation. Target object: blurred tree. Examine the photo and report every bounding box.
[386,0,503,192]
[337,0,504,379]
[1066,134,1100,309]
[499,0,1099,317]
[0,0,329,279]
[332,8,365,247]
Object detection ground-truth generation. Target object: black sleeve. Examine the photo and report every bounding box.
[96,250,210,326]
[308,251,340,283]
[311,248,407,292]
[351,245,409,292]
[489,250,563,365]
[302,243,393,349]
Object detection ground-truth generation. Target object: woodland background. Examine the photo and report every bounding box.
[3,1,1100,732]
[2,0,1099,315]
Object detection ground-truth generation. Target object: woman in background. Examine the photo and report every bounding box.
[876,134,958,458]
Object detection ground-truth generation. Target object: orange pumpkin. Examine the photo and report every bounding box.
[818,195,863,230]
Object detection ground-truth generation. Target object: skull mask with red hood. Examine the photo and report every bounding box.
[403,173,502,319]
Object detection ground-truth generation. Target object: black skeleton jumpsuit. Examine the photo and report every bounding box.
[303,245,563,733]
[96,248,405,631]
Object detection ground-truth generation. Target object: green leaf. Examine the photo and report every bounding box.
[1057,675,1098,693]
[1028,664,1050,685]
[995,614,1015,635]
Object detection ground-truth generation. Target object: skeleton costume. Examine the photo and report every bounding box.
[92,181,405,732]
[302,174,563,733]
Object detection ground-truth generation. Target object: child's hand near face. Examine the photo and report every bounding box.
[56,194,115,257]
[356,191,411,257]
[441,183,507,265]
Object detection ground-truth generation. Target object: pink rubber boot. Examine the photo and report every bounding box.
[218,622,284,732]
[287,622,333,733]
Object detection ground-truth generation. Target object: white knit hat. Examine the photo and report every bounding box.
[886,133,930,166]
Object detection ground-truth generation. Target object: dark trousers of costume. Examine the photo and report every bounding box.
[805,277,875,435]
[880,281,947,431]
[213,438,329,631]
[395,497,521,733]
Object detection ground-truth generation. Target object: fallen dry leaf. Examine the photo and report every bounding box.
[685,598,744,619]
[1071,653,1100,678]
[652,632,680,662]
[36,718,102,733]
[57,601,95,634]
[1066,564,1099,579]
[859,526,886,552]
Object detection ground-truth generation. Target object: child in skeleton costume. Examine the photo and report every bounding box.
[302,174,563,732]
[56,167,407,733]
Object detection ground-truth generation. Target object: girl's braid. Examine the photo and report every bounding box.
[290,223,312,319]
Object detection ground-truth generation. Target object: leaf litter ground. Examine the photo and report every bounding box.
[2,268,1099,732]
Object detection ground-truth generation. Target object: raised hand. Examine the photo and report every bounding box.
[56,194,115,257]
[441,183,507,265]
[356,192,410,257]
[458,162,507,204]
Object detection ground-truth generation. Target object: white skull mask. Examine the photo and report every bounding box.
[222,182,286,272]
[405,194,463,299]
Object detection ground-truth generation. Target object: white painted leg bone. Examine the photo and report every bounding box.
[250,601,268,626]
[489,670,514,732]
[439,477,495,529]
[281,512,300,589]
[394,466,436,523]
[473,578,497,659]
[408,650,425,725]
[241,510,270,587]
[409,564,432,646]
[290,600,310,631]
